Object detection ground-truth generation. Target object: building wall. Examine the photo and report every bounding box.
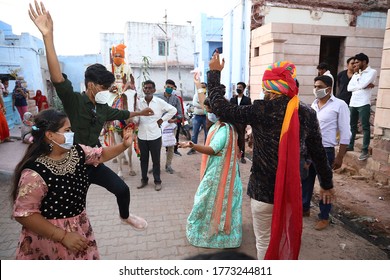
[250,21,385,104]
[109,22,195,98]
[0,25,46,128]
[194,14,223,87]
[221,0,252,99]
[372,9,390,184]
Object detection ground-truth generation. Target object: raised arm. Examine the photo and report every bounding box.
[29,0,64,83]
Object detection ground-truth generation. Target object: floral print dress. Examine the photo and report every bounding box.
[13,144,103,260]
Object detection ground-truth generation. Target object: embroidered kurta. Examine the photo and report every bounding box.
[186,122,243,248]
[13,144,103,260]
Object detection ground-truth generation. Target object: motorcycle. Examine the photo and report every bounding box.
[180,103,194,140]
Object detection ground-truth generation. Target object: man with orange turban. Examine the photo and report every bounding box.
[207,52,334,260]
[106,44,135,104]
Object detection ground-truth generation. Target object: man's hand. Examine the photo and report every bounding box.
[319,188,335,204]
[29,0,53,37]
[157,119,163,127]
[122,127,134,148]
[209,49,225,71]
[139,108,154,116]
[332,156,343,170]
[364,83,375,89]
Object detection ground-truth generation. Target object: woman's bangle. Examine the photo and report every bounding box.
[59,230,67,243]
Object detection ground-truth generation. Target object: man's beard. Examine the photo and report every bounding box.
[264,93,271,101]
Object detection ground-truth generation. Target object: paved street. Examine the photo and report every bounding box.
[0,127,387,260]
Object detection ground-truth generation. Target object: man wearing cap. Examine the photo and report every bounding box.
[207,54,333,260]
[347,53,377,161]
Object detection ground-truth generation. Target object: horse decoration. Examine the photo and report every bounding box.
[104,88,140,178]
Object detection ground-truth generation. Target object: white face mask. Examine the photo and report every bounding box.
[52,132,74,150]
[313,88,329,99]
[95,90,110,104]
[207,112,219,123]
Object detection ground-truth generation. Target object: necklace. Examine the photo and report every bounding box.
[36,147,79,175]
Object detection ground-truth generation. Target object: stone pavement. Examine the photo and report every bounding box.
[0,126,387,260]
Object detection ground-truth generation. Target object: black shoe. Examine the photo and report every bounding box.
[137,180,148,189]
[165,165,174,174]
[174,150,182,156]
[240,157,246,164]
[187,149,196,155]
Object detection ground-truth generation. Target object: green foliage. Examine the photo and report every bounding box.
[139,56,151,87]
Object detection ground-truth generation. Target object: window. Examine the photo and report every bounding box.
[254,47,259,57]
[158,41,169,56]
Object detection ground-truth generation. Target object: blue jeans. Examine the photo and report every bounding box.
[191,114,207,144]
[301,147,335,220]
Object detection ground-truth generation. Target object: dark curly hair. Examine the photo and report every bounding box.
[84,63,115,89]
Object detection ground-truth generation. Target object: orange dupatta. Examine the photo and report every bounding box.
[200,122,238,235]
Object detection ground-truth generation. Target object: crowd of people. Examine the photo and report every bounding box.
[8,0,379,260]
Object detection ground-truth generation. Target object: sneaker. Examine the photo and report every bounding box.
[137,180,148,189]
[240,157,246,164]
[314,219,329,230]
[358,151,369,161]
[303,209,310,217]
[174,150,182,156]
[155,183,162,191]
[187,149,196,155]
[165,165,174,174]
[121,214,148,230]
[346,147,354,152]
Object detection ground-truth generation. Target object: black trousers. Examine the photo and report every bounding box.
[138,137,162,184]
[87,163,130,219]
[236,124,246,158]
[174,122,182,152]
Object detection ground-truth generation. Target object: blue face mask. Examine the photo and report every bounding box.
[53,132,74,150]
[165,87,173,94]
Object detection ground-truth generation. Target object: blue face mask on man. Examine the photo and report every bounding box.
[165,87,173,94]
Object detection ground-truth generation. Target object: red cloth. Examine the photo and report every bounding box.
[262,61,302,260]
[33,90,49,112]
[0,110,10,142]
[264,96,302,260]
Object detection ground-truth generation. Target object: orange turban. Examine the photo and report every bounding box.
[112,44,126,58]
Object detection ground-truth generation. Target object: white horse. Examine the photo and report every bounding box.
[105,89,139,179]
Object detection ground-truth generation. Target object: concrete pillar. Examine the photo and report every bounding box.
[372,9,390,185]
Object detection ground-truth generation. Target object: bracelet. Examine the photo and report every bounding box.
[197,88,206,94]
[59,230,67,243]
[49,227,57,240]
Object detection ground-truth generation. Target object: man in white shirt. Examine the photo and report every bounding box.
[347,53,377,161]
[135,80,177,191]
[317,62,334,93]
[187,82,207,155]
[302,75,351,230]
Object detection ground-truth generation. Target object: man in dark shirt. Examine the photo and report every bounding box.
[208,54,334,260]
[229,82,251,163]
[336,57,356,105]
[29,1,153,230]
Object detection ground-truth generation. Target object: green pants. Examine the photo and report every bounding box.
[349,104,371,152]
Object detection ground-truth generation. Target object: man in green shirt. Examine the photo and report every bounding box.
[29,1,153,230]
